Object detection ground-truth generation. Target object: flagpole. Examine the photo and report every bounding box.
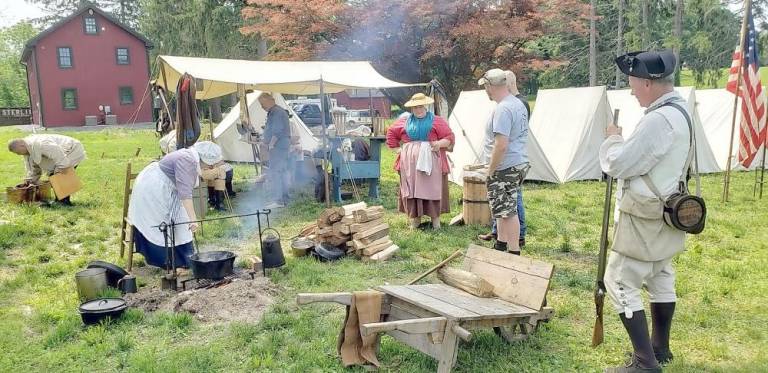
[757,127,767,199]
[724,0,752,203]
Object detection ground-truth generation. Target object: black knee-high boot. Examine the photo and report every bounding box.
[606,311,660,373]
[207,187,216,206]
[650,302,675,364]
[213,190,225,211]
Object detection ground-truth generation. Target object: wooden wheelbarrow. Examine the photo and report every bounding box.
[297,245,555,373]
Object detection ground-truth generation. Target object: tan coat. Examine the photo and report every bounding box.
[23,135,86,183]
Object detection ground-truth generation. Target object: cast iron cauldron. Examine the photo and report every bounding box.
[79,298,127,325]
[189,251,237,280]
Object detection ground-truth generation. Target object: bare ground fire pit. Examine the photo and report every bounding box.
[125,268,279,324]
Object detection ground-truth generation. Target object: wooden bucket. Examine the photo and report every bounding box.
[6,186,31,204]
[462,169,491,226]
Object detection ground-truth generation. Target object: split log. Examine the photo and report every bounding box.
[437,267,495,298]
[332,222,351,236]
[319,233,348,247]
[335,202,367,217]
[354,211,383,223]
[340,215,356,224]
[352,224,389,244]
[318,208,343,227]
[349,218,385,234]
[349,235,391,252]
[361,239,394,256]
[316,226,332,236]
[353,206,385,223]
[299,223,317,237]
[449,213,464,226]
[363,245,399,262]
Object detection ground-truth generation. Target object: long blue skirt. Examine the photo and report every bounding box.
[133,227,194,268]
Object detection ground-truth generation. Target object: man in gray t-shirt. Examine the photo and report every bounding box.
[478,68,530,254]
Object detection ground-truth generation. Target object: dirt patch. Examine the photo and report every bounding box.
[125,271,279,324]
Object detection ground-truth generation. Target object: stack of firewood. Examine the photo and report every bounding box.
[305,202,399,262]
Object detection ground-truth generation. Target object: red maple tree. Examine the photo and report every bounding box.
[242,0,588,105]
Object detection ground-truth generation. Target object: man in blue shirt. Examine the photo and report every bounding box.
[478,68,530,254]
[259,92,292,207]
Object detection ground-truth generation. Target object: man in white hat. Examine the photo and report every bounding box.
[478,68,530,255]
[8,134,85,205]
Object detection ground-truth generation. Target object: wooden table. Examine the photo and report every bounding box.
[298,245,555,373]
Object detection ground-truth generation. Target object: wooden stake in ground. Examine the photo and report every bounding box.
[724,0,752,203]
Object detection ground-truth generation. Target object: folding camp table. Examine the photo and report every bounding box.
[298,245,555,372]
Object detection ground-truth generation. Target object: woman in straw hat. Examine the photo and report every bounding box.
[386,93,455,229]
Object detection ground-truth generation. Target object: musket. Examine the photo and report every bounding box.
[592,109,619,348]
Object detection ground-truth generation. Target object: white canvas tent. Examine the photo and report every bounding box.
[606,87,721,173]
[213,91,319,162]
[155,55,423,99]
[695,88,766,171]
[446,90,558,184]
[529,86,614,183]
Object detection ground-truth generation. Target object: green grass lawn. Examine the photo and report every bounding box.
[678,66,768,89]
[0,127,766,372]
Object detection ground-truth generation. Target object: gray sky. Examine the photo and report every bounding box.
[0,0,46,28]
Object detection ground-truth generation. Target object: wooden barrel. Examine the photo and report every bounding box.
[33,181,52,202]
[462,168,491,226]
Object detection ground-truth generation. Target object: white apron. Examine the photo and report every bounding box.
[127,162,192,247]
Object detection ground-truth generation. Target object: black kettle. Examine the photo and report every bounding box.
[260,228,285,274]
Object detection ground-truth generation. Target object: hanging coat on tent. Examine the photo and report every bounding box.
[175,73,201,149]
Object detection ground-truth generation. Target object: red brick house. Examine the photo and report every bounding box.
[21,4,153,127]
[333,89,392,118]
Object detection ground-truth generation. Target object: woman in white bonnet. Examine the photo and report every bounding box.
[127,144,202,268]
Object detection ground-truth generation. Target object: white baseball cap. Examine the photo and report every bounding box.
[477,68,507,86]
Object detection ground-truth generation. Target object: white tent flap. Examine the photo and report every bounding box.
[607,87,721,174]
[156,55,424,99]
[696,88,766,171]
[213,91,319,163]
[447,90,558,184]
[529,86,613,183]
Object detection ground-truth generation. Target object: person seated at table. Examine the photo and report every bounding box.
[127,146,202,268]
[195,141,236,211]
[386,93,455,230]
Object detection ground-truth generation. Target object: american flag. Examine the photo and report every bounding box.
[726,8,766,168]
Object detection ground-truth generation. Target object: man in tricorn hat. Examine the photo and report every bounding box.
[599,50,691,372]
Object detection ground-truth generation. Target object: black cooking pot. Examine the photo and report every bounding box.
[189,251,236,280]
[79,298,127,325]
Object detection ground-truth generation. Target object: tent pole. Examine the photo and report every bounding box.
[369,89,374,119]
[321,78,331,207]
[723,0,751,203]
[239,84,260,177]
[159,60,174,130]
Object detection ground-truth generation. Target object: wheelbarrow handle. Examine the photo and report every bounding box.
[296,292,352,306]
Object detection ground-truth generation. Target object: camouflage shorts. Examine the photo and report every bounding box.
[487,163,530,219]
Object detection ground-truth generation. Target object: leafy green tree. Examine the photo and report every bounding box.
[26,0,140,26]
[139,0,261,120]
[0,22,38,107]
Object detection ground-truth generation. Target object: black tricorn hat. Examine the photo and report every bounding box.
[615,50,676,80]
